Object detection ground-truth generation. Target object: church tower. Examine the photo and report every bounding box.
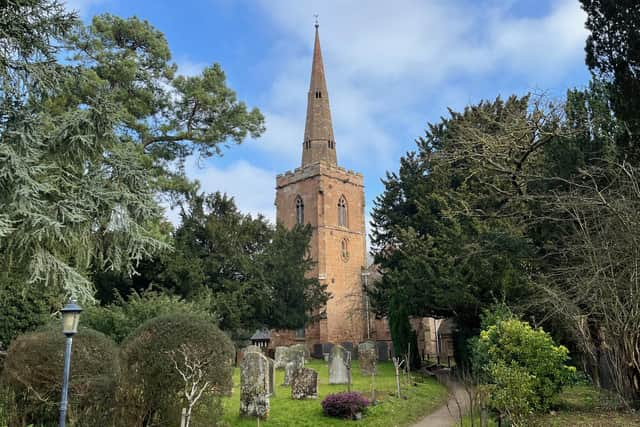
[274,23,367,349]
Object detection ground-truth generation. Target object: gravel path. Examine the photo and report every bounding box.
[411,372,470,427]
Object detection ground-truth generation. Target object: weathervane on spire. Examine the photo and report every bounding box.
[314,14,319,29]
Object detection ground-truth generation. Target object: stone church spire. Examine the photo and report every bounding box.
[302,23,337,167]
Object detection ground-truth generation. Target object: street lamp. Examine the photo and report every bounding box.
[59,298,82,427]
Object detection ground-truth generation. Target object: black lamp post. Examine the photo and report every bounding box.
[59,298,82,427]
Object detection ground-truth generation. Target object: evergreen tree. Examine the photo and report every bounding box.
[0,3,264,300]
[137,192,329,341]
[581,0,640,162]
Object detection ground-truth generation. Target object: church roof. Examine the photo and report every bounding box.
[301,24,337,167]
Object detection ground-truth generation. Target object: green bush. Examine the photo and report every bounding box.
[82,290,216,343]
[472,317,575,424]
[0,325,119,426]
[118,313,234,426]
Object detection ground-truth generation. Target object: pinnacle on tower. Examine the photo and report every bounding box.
[301,23,337,167]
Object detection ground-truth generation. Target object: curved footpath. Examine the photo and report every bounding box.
[412,371,470,427]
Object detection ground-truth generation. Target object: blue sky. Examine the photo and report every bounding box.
[67,0,591,229]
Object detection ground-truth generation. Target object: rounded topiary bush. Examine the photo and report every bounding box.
[118,313,234,426]
[321,392,370,419]
[0,324,119,426]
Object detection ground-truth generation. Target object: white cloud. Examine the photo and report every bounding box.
[248,0,588,174]
[63,0,105,17]
[186,158,277,222]
[175,58,207,77]
[167,0,589,230]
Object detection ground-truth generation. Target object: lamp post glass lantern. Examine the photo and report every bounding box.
[59,298,82,427]
[61,299,82,335]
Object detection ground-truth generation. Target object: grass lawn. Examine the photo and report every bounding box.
[222,360,447,426]
[462,385,640,427]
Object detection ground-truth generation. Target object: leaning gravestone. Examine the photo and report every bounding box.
[328,344,351,385]
[274,346,289,369]
[358,341,377,376]
[291,367,318,399]
[240,351,269,418]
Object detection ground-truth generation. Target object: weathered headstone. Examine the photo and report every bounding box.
[274,346,289,369]
[267,357,276,396]
[290,343,309,359]
[291,367,318,399]
[328,344,351,385]
[358,341,377,376]
[244,344,262,354]
[281,344,306,385]
[283,357,304,386]
[240,351,269,418]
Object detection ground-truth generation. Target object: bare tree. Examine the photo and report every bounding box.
[392,357,404,398]
[168,344,215,427]
[535,162,640,405]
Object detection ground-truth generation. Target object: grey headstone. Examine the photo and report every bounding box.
[283,352,304,386]
[274,346,289,369]
[291,367,318,399]
[376,341,389,361]
[328,344,351,385]
[290,343,310,359]
[240,351,269,418]
[267,357,275,396]
[244,345,262,354]
[358,341,377,376]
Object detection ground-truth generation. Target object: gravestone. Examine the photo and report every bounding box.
[244,345,262,354]
[291,367,318,399]
[376,341,390,361]
[274,346,289,369]
[282,344,305,385]
[267,357,275,396]
[358,341,377,376]
[328,344,351,385]
[283,357,304,386]
[240,351,269,418]
[290,343,309,359]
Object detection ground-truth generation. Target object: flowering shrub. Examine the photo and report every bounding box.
[321,392,370,419]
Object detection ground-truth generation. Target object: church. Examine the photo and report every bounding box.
[262,24,453,361]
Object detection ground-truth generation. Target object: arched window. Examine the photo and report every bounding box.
[338,196,347,227]
[340,238,349,262]
[296,196,304,225]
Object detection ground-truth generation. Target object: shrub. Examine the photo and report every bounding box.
[118,313,234,426]
[472,316,575,424]
[83,290,215,344]
[321,392,370,419]
[0,325,119,426]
